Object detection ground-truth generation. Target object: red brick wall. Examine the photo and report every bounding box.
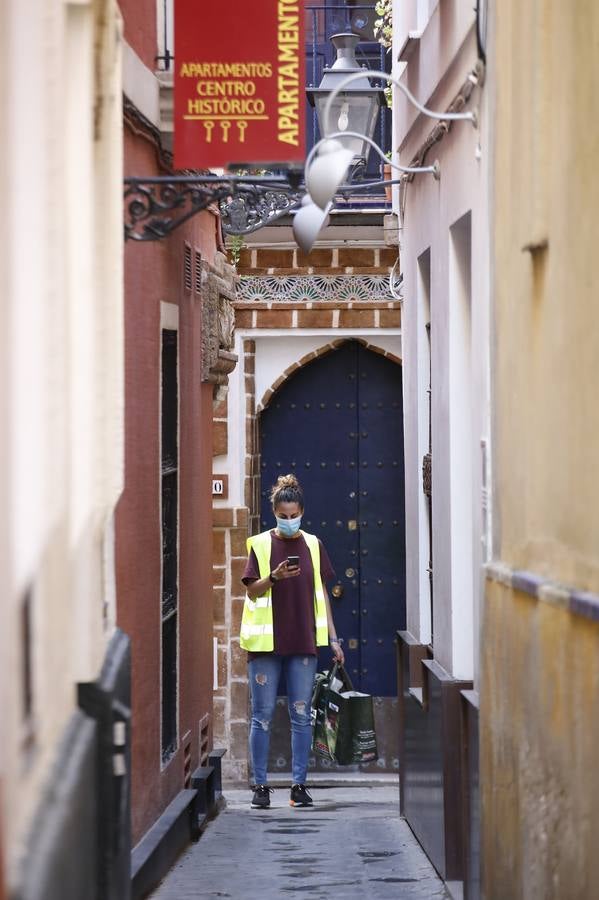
[212,506,251,782]
[118,0,158,71]
[117,127,217,843]
[234,300,401,330]
[237,245,398,274]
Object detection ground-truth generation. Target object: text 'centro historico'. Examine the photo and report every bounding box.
[174,0,305,169]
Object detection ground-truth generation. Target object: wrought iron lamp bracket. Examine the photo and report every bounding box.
[124,175,303,241]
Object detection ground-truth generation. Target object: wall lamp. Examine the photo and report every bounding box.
[321,68,477,142]
[295,66,477,250]
[305,130,439,210]
[304,68,477,214]
[293,130,437,251]
[293,196,332,253]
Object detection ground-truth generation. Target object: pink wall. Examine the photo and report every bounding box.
[118,0,158,70]
[117,127,218,842]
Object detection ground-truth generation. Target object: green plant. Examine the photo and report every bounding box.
[374,0,392,50]
[231,166,270,176]
[374,1,393,107]
[228,234,245,266]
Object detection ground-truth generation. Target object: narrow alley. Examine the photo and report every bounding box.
[150,785,449,900]
[4,1,599,899]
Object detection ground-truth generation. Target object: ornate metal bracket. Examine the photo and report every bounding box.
[220,184,302,235]
[124,175,303,241]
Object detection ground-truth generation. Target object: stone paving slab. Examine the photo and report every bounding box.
[150,786,450,899]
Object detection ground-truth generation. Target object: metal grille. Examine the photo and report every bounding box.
[195,250,203,294]
[20,588,34,727]
[184,244,192,292]
[183,733,192,788]
[424,320,433,641]
[161,614,178,762]
[199,714,210,767]
[422,452,432,497]
[161,329,178,762]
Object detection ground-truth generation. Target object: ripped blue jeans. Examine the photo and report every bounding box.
[248,654,317,786]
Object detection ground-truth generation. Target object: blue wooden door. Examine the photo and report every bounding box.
[259,341,405,696]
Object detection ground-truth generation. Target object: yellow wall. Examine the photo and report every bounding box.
[492,1,599,588]
[482,3,599,896]
[481,581,599,899]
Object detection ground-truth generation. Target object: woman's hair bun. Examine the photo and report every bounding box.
[276,473,299,489]
[270,473,304,507]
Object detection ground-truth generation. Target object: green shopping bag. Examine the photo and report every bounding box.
[311,663,378,765]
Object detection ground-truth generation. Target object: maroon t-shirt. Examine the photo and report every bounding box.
[242,531,335,657]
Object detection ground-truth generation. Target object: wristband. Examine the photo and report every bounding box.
[269,572,278,584]
[330,637,343,645]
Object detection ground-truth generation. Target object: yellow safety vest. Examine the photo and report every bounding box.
[240,530,329,652]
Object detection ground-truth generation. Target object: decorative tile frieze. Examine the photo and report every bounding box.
[238,273,394,303]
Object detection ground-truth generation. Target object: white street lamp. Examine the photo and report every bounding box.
[292,196,332,253]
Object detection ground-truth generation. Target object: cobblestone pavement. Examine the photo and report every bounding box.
[150,786,450,899]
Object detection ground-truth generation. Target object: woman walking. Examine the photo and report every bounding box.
[240,473,344,809]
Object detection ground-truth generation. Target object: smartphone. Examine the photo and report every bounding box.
[287,555,300,568]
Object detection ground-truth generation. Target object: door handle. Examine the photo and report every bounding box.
[331,583,344,599]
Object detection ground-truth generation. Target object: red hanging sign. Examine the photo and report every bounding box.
[174,0,305,169]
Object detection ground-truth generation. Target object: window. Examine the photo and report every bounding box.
[156,0,174,70]
[161,328,178,763]
[21,586,35,754]
[418,249,433,644]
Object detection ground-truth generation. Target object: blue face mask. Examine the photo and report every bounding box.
[276,515,302,537]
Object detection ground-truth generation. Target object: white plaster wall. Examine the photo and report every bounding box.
[395,4,490,683]
[394,0,416,50]
[215,330,402,510]
[123,39,160,126]
[1,0,124,881]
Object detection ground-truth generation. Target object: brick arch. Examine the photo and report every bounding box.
[256,338,402,414]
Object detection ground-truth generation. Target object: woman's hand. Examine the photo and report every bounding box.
[271,559,301,581]
[245,559,301,599]
[330,640,345,665]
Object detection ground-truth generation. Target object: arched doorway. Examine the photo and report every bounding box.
[259,340,405,771]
